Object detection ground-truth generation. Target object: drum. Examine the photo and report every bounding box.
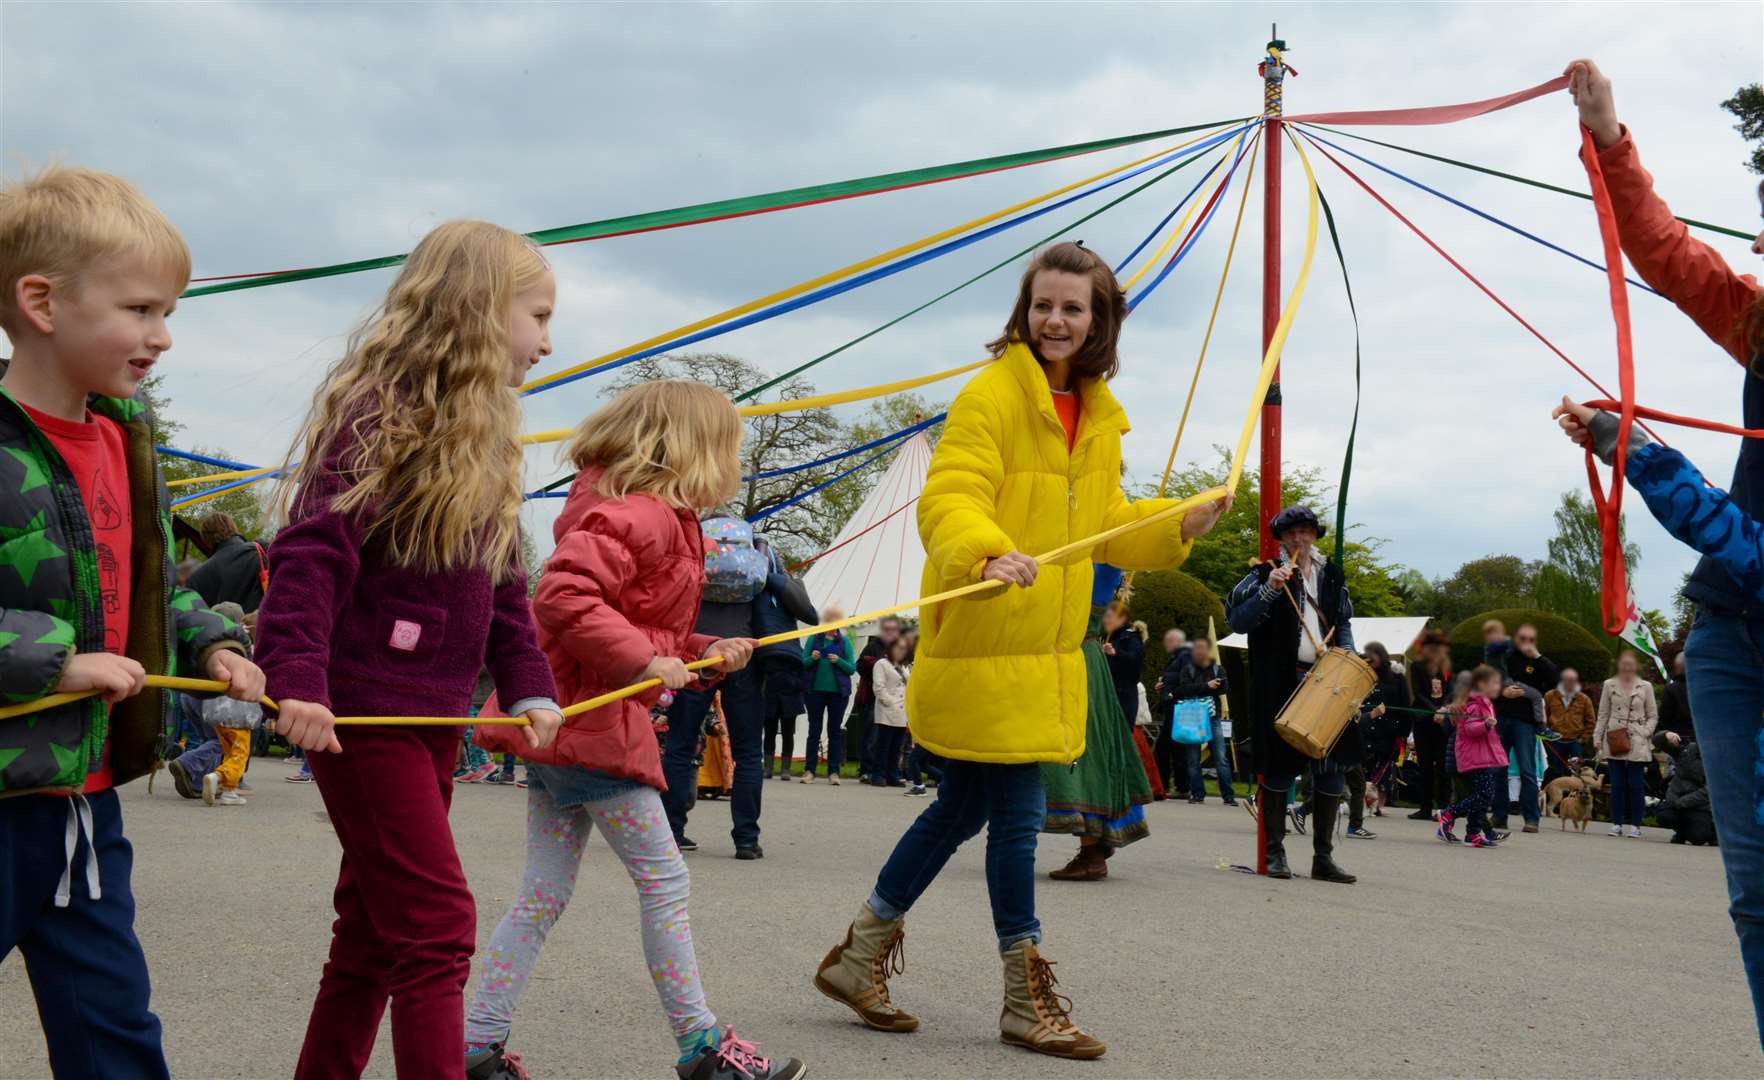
[1274,647,1377,759]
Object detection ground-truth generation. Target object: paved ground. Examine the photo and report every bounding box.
[2,760,1758,1079]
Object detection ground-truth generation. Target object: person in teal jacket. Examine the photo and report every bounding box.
[800,611,857,783]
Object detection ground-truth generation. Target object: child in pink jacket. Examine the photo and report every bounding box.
[1438,665,1510,848]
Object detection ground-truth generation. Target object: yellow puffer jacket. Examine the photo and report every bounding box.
[908,341,1193,765]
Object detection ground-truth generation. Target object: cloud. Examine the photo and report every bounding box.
[5,0,1759,611]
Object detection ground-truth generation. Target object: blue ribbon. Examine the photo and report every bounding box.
[1127,131,1257,313]
[155,446,258,471]
[1112,151,1231,275]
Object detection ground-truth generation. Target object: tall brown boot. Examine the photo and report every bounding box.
[814,904,920,1032]
[1048,841,1108,881]
[998,940,1106,1059]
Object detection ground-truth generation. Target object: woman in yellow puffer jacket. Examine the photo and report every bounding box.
[813,242,1229,1059]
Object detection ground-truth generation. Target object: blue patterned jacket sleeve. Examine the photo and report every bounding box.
[1626,443,1764,603]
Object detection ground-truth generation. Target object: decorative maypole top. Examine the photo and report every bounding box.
[1258,26,1296,116]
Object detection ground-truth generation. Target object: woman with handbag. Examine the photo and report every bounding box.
[1169,638,1235,805]
[1595,650,1659,838]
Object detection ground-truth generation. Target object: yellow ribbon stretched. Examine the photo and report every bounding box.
[1226,128,1320,495]
[518,124,1234,395]
[521,355,993,446]
[1119,130,1248,292]
[165,464,278,489]
[0,674,535,727]
[1157,131,1263,494]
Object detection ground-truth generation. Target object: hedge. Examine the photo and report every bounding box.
[1448,608,1612,684]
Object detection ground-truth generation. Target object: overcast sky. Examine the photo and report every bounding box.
[4,1,1760,611]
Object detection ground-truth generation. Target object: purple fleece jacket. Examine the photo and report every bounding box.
[253,443,555,721]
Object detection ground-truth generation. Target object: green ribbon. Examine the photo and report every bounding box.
[183,118,1246,300]
[1299,123,1755,242]
[736,139,1229,402]
[1316,184,1360,564]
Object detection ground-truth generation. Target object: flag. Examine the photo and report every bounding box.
[1617,581,1668,677]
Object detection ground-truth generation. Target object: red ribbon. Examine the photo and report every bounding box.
[1284,75,1569,127]
[1580,125,1638,637]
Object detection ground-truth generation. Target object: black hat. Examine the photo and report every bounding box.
[1267,505,1326,540]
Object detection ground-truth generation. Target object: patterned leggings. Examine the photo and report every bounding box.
[1444,766,1502,837]
[464,782,715,1047]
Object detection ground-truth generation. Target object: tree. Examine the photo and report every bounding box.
[1670,570,1696,642]
[1136,447,1414,616]
[1410,555,1541,628]
[602,353,840,558]
[1722,83,1764,175]
[1535,489,1637,648]
[139,374,270,545]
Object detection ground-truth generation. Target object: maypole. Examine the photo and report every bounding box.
[1257,26,1290,562]
[1253,26,1291,876]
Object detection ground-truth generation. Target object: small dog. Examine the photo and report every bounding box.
[1544,769,1599,832]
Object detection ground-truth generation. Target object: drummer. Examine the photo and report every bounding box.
[1225,505,1359,884]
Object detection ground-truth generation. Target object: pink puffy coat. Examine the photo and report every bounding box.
[1453,693,1509,773]
[477,468,716,789]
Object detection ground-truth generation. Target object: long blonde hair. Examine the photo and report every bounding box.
[273,220,545,578]
[566,379,743,509]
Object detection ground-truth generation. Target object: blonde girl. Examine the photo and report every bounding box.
[468,380,804,1080]
[252,220,564,1079]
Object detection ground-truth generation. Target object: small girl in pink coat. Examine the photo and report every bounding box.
[1438,665,1510,848]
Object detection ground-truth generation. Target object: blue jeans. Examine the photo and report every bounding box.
[907,745,943,786]
[868,761,1045,949]
[0,791,169,1080]
[871,725,908,784]
[1495,718,1541,825]
[662,666,765,849]
[1684,611,1764,1049]
[803,689,849,778]
[1183,729,1236,801]
[1607,759,1647,826]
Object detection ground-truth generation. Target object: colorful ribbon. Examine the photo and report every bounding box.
[182,120,1244,298]
[518,123,1251,396]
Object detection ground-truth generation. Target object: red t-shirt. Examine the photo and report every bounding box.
[1050,389,1080,452]
[23,403,132,793]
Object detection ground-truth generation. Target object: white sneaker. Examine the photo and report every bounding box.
[202,772,219,806]
[216,790,247,806]
[1608,824,1623,837]
[1626,826,1642,839]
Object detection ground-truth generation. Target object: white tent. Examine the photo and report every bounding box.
[1217,615,1433,657]
[800,431,932,624]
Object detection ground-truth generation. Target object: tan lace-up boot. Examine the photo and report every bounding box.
[998,939,1106,1059]
[813,905,920,1033]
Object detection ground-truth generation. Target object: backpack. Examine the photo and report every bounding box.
[700,516,769,604]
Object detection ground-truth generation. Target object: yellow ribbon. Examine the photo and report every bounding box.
[1157,131,1263,495]
[165,465,278,489]
[521,355,993,447]
[518,125,1234,395]
[0,674,534,727]
[1120,130,1249,292]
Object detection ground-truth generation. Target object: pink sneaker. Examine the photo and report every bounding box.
[459,763,498,784]
[1436,811,1458,843]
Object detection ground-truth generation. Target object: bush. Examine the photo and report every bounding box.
[1448,608,1612,684]
[1126,568,1226,679]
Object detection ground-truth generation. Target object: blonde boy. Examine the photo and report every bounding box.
[0,166,265,1079]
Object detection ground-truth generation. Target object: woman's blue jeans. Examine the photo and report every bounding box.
[1183,729,1235,800]
[1606,759,1647,826]
[867,761,1044,950]
[1683,610,1764,1051]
